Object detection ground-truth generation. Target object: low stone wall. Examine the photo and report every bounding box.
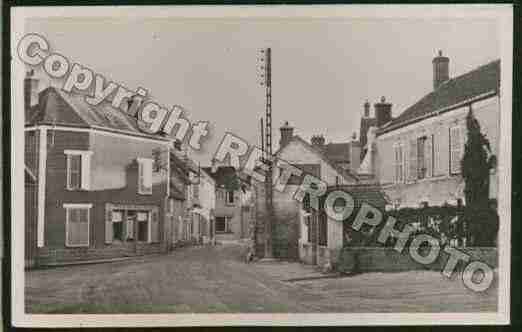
[336,246,497,273]
[36,242,166,266]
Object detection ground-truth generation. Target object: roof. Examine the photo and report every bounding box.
[27,87,168,140]
[276,135,359,182]
[202,166,239,188]
[323,142,351,163]
[325,184,387,209]
[380,59,500,134]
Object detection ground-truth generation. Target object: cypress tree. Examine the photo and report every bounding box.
[461,107,496,207]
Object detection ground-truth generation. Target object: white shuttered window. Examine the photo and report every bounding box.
[408,139,417,181]
[449,126,463,175]
[65,150,92,190]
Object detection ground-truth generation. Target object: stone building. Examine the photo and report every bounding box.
[253,121,383,264]
[360,52,500,208]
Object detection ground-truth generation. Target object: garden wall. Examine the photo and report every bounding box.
[336,246,497,273]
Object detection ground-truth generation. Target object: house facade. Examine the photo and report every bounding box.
[202,165,255,242]
[24,76,174,267]
[362,53,500,208]
[253,121,383,265]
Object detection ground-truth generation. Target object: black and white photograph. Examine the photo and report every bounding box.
[9,4,512,327]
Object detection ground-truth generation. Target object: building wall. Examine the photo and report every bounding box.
[376,96,499,207]
[214,188,242,240]
[37,129,169,264]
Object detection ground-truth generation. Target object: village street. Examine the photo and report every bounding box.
[26,243,497,314]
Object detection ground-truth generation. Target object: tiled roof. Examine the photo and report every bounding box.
[276,135,359,183]
[323,142,350,163]
[201,166,238,187]
[27,87,168,140]
[326,184,386,209]
[380,59,500,134]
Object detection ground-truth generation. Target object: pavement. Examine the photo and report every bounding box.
[25,243,498,313]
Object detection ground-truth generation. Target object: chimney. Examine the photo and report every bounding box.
[311,134,325,148]
[349,133,361,173]
[24,69,39,109]
[374,96,392,127]
[432,50,449,90]
[363,100,371,118]
[279,121,294,148]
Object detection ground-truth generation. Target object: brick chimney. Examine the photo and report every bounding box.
[279,121,294,148]
[24,69,39,109]
[432,50,449,90]
[311,134,325,148]
[374,96,392,127]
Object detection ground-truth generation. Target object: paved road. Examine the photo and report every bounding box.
[26,244,497,313]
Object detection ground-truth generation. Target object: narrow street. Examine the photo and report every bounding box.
[26,243,497,314]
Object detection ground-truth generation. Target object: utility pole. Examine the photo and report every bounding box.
[259,48,274,259]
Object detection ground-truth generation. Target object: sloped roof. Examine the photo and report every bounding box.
[380,59,500,134]
[276,135,359,183]
[326,184,386,209]
[323,142,350,163]
[202,166,238,187]
[27,87,168,140]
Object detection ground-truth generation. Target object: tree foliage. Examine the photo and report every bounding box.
[461,108,496,207]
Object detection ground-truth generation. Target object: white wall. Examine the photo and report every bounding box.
[376,96,500,207]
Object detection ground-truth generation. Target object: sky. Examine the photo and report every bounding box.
[25,17,499,165]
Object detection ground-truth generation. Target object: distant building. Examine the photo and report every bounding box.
[202,165,255,242]
[360,52,500,208]
[254,121,383,265]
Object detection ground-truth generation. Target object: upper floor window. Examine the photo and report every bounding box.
[449,126,463,175]
[226,190,235,204]
[137,158,153,195]
[65,150,92,190]
[393,143,404,183]
[64,203,92,247]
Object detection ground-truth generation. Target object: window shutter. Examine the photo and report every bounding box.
[151,209,159,243]
[450,126,462,174]
[408,139,417,181]
[105,208,113,244]
[425,135,433,178]
[81,153,91,190]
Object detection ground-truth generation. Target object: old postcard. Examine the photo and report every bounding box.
[9,4,512,327]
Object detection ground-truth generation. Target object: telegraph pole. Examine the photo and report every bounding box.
[258,48,274,259]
